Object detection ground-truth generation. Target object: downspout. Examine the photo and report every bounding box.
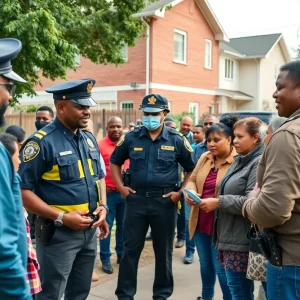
[141,17,150,95]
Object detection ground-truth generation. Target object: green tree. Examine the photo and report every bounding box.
[0,0,156,101]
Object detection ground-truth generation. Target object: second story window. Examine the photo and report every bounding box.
[225,58,234,79]
[174,29,187,64]
[121,101,133,110]
[205,39,212,69]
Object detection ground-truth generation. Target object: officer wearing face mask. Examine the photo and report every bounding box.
[0,38,30,299]
[110,94,196,300]
[35,106,54,130]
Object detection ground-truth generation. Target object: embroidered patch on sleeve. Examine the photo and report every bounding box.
[23,141,40,162]
[117,135,125,147]
[184,138,194,152]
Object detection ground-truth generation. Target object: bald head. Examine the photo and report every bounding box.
[106,116,124,143]
[180,116,193,136]
[107,116,122,126]
[203,115,218,133]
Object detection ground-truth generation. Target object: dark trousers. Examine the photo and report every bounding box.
[176,196,186,240]
[116,193,177,300]
[100,191,125,262]
[36,225,96,300]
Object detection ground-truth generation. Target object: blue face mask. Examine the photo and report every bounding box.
[142,115,163,131]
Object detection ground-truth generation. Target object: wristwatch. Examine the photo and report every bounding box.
[54,212,64,227]
[100,204,109,213]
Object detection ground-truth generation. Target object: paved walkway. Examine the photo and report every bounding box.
[88,247,264,300]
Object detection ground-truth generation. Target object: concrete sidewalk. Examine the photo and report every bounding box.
[87,248,263,300]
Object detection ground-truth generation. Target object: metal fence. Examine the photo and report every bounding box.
[5,109,143,140]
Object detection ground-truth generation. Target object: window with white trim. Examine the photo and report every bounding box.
[205,39,212,69]
[120,101,133,110]
[120,45,128,61]
[225,58,234,79]
[189,102,199,124]
[174,29,187,63]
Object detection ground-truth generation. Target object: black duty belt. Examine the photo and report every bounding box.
[135,187,175,198]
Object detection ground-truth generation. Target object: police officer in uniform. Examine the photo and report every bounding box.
[110,94,196,300]
[19,79,109,300]
[0,38,31,299]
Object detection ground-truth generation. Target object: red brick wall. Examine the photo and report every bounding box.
[36,38,147,91]
[150,0,219,90]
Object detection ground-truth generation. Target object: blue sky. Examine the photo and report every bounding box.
[208,0,300,55]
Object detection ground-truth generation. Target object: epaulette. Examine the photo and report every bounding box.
[168,127,182,136]
[33,124,56,140]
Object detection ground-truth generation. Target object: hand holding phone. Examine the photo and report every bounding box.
[184,188,202,204]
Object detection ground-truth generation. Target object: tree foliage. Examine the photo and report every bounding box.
[0,0,155,99]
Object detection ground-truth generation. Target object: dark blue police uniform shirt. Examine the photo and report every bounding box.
[19,118,105,213]
[110,125,196,190]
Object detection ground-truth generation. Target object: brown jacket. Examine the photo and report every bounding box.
[244,109,300,265]
[186,148,237,239]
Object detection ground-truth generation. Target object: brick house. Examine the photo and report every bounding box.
[20,0,228,122]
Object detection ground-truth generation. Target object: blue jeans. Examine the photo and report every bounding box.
[100,191,125,263]
[185,203,195,255]
[194,232,232,300]
[225,269,254,300]
[176,196,186,240]
[267,262,300,300]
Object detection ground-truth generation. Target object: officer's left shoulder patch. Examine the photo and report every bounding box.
[117,135,125,146]
[87,138,95,149]
[23,141,40,162]
[183,137,194,152]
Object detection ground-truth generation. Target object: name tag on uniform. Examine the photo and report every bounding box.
[59,150,72,156]
[161,146,174,151]
[134,148,143,151]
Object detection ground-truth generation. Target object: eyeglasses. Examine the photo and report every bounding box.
[0,82,17,97]
[204,122,214,126]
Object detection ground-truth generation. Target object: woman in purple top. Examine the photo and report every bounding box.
[186,116,238,300]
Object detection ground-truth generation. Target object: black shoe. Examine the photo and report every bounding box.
[175,239,185,248]
[102,262,113,274]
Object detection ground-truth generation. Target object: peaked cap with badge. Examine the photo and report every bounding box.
[45,78,97,107]
[140,94,170,113]
[0,38,26,83]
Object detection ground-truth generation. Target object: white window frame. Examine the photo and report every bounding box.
[173,29,187,64]
[204,39,212,69]
[120,101,134,111]
[189,102,199,124]
[74,54,81,67]
[225,58,234,79]
[120,45,128,61]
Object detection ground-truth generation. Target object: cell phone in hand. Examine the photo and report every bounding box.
[184,188,202,204]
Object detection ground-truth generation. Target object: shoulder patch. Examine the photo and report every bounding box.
[117,135,125,146]
[87,138,95,148]
[23,141,40,162]
[183,137,194,152]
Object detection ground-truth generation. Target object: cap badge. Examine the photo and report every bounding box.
[148,96,156,105]
[87,81,93,93]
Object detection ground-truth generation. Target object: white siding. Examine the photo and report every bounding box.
[259,43,287,111]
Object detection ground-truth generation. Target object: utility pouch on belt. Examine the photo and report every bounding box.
[122,168,131,187]
[35,217,56,245]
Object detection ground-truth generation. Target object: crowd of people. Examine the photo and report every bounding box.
[2,37,300,300]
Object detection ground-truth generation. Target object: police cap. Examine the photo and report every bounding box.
[45,78,97,107]
[0,38,26,83]
[140,94,170,113]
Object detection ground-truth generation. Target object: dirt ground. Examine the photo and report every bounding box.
[92,225,184,287]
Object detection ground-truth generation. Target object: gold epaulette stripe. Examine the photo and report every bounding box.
[34,133,44,139]
[49,203,89,213]
[87,159,95,176]
[38,130,47,136]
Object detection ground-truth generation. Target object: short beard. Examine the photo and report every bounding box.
[0,102,8,127]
